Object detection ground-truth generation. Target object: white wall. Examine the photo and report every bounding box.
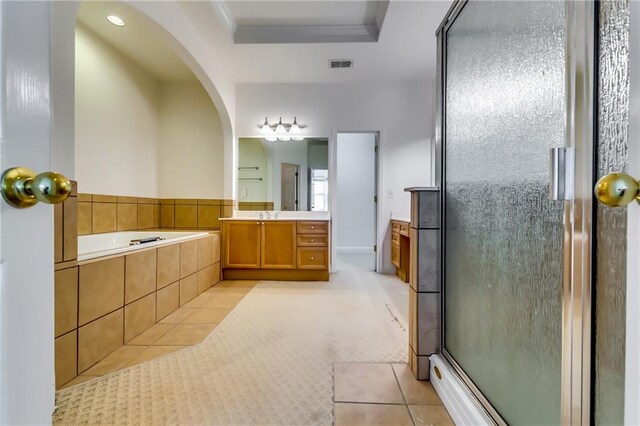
[75,25,225,199]
[158,82,225,198]
[75,23,160,197]
[336,133,376,252]
[236,82,433,271]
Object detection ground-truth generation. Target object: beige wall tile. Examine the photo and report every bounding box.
[63,196,78,261]
[175,199,198,205]
[117,196,137,203]
[117,203,137,231]
[222,206,233,218]
[79,257,125,325]
[137,197,155,204]
[125,250,157,304]
[198,199,221,205]
[212,262,221,287]
[180,240,198,278]
[197,237,212,270]
[55,267,78,337]
[179,274,198,306]
[197,205,220,229]
[223,199,235,206]
[175,205,197,228]
[92,203,117,233]
[78,309,124,373]
[93,194,117,203]
[124,293,156,343]
[157,244,180,289]
[55,331,77,388]
[211,233,221,264]
[160,199,175,205]
[78,202,92,235]
[78,193,92,202]
[157,281,180,320]
[137,204,155,229]
[197,266,213,294]
[154,205,160,228]
[54,203,63,263]
[160,205,175,228]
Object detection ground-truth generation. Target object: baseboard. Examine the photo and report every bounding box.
[336,247,374,254]
[429,354,493,426]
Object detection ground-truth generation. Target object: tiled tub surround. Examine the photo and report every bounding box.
[77,193,235,235]
[54,232,222,389]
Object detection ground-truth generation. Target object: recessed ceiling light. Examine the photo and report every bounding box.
[106,15,125,27]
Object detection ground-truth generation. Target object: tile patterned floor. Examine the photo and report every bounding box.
[60,280,257,390]
[334,362,454,426]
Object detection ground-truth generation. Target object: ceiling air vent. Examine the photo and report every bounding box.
[329,59,353,69]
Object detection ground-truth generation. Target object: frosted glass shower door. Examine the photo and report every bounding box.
[442,1,565,424]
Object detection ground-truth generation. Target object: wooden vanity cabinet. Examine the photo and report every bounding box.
[261,221,297,269]
[391,220,410,283]
[223,220,261,268]
[223,219,330,281]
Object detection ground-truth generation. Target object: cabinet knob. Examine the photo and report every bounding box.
[310,256,314,260]
[311,239,314,242]
[311,226,314,229]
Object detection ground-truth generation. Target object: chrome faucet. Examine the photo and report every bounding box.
[274,211,281,219]
[264,211,272,219]
[259,212,264,219]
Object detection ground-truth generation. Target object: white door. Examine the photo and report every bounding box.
[1,2,57,423]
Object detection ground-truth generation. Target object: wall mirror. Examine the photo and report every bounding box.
[237,137,329,211]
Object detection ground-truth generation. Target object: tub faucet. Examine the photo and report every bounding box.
[264,211,271,219]
[274,211,281,219]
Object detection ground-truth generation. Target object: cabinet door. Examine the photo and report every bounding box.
[261,221,297,269]
[223,221,261,268]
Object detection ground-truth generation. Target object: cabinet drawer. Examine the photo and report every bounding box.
[391,244,400,268]
[391,222,400,233]
[297,247,328,270]
[399,223,409,237]
[297,234,328,247]
[297,221,328,234]
[391,232,400,246]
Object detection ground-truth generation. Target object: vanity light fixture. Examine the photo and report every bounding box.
[289,117,304,141]
[106,15,125,27]
[259,117,305,141]
[274,117,291,141]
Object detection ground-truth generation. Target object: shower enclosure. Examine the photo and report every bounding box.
[435,1,629,424]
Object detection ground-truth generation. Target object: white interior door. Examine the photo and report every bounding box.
[0,2,56,423]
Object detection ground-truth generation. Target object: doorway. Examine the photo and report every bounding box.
[280,163,299,211]
[335,132,378,271]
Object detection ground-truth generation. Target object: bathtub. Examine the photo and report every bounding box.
[78,231,210,262]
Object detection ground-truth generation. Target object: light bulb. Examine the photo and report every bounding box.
[274,117,290,141]
[289,117,304,141]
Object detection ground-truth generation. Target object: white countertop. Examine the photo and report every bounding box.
[221,211,331,221]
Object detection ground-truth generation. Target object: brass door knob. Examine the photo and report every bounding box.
[1,167,72,208]
[594,172,640,207]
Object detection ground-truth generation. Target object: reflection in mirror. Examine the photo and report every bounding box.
[238,138,329,211]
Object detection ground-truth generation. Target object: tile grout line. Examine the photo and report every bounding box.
[390,364,417,426]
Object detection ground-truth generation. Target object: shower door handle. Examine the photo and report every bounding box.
[549,147,574,201]
[594,172,640,207]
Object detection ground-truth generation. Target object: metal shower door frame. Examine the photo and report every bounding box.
[434,1,596,424]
